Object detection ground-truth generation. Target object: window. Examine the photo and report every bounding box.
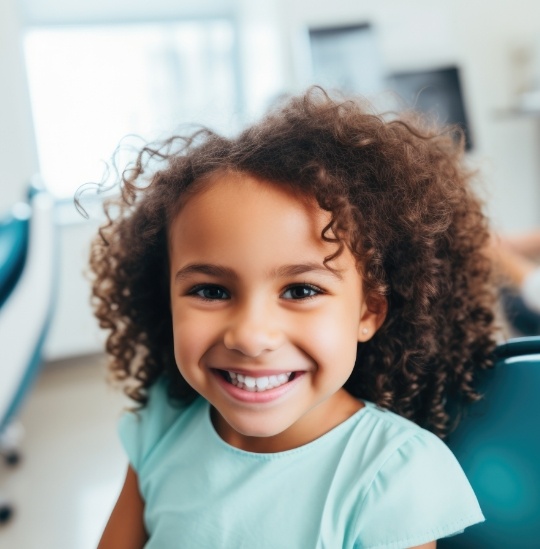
[24,21,240,199]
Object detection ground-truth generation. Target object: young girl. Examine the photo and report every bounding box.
[91,88,497,549]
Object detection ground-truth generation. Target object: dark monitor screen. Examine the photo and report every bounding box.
[387,66,473,150]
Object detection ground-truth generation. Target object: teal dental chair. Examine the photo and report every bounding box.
[440,336,540,549]
[0,185,56,523]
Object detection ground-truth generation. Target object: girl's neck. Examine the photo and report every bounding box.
[210,389,364,454]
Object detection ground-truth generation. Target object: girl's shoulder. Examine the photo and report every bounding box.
[350,402,484,547]
[358,400,446,456]
[356,401,471,494]
[118,377,201,473]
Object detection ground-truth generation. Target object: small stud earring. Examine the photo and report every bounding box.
[361,328,368,335]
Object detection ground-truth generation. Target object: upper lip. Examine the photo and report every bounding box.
[211,367,304,377]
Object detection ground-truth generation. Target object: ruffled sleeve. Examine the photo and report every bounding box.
[354,430,484,549]
[118,378,180,473]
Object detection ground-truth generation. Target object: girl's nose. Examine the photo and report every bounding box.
[223,301,284,357]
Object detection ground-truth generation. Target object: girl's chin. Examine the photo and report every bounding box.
[212,411,297,449]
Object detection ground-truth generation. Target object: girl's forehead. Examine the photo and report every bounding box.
[172,170,326,228]
[169,172,335,255]
[168,171,361,282]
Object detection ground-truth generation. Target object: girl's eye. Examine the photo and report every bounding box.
[190,285,230,301]
[282,284,322,300]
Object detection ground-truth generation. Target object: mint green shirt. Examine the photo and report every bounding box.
[119,380,483,548]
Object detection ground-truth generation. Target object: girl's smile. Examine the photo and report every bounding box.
[168,171,384,453]
[210,367,307,404]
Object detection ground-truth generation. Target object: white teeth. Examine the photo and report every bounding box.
[277,374,288,384]
[255,377,269,390]
[226,372,294,392]
[244,376,256,389]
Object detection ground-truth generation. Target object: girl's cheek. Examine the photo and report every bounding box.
[304,305,357,344]
[173,313,215,355]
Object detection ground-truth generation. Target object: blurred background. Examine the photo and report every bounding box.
[1,0,540,546]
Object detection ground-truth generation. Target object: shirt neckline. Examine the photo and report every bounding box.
[202,398,374,459]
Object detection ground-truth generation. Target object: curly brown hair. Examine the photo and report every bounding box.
[88,87,497,438]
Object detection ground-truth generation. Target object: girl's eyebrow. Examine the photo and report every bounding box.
[273,262,343,281]
[174,263,236,283]
[174,262,343,284]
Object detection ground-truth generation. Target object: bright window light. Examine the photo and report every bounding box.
[24,21,239,199]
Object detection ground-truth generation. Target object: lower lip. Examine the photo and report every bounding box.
[212,371,306,404]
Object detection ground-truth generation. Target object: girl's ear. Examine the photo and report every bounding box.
[357,295,387,342]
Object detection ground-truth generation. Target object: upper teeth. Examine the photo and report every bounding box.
[228,372,292,392]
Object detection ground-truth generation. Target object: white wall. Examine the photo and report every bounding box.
[2,0,540,359]
[450,0,540,231]
[0,0,39,212]
[46,214,106,359]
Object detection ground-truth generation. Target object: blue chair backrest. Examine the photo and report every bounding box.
[440,337,540,548]
[0,204,30,308]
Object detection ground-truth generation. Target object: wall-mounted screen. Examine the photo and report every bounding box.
[387,66,473,150]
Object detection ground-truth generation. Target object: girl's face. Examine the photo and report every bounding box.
[169,172,385,453]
